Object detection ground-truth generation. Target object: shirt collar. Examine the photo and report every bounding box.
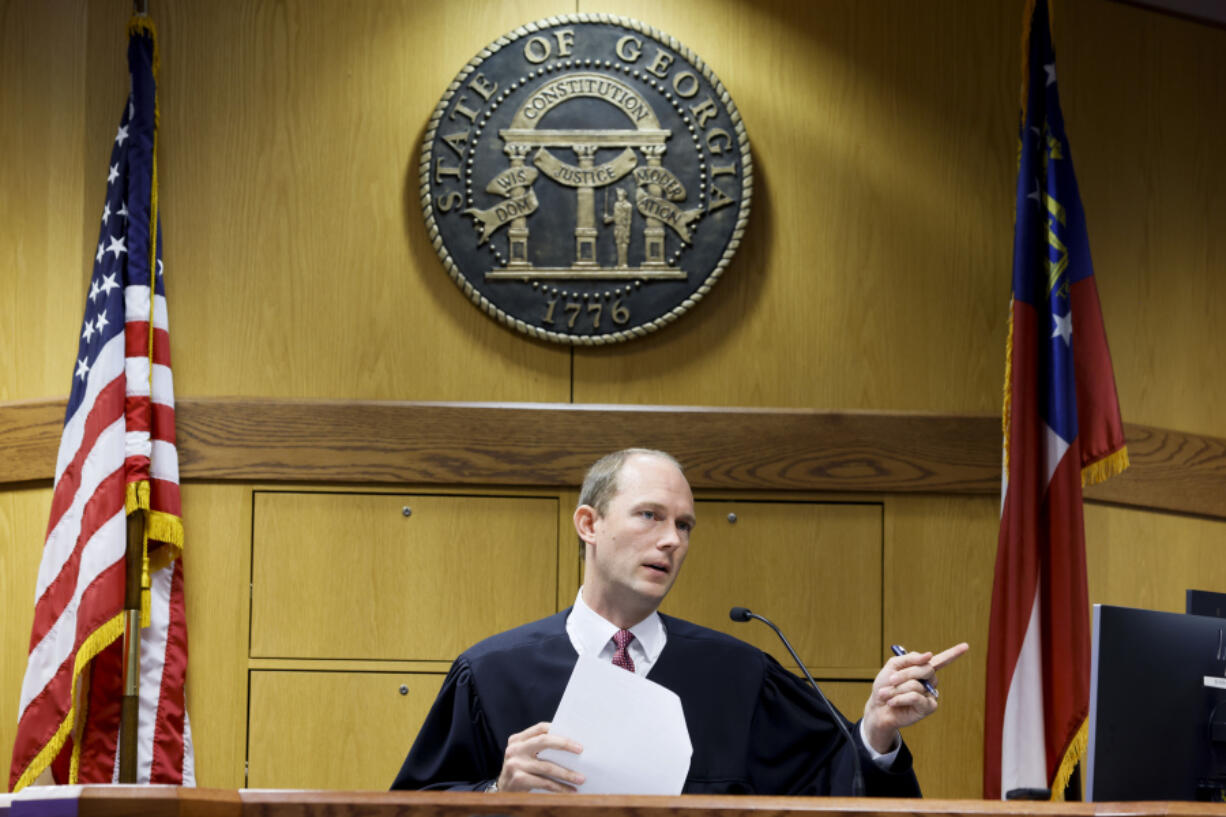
[570,588,666,663]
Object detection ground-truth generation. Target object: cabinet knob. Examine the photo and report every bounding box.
[726,512,737,524]
[402,507,412,517]
[399,685,409,695]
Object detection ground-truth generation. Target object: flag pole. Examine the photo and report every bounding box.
[121,0,151,783]
[119,511,145,783]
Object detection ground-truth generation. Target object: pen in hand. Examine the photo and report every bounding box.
[891,644,939,698]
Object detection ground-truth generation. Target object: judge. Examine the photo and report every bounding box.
[391,448,968,795]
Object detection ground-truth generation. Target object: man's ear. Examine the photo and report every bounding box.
[573,504,599,546]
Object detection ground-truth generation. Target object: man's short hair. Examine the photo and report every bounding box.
[576,448,683,556]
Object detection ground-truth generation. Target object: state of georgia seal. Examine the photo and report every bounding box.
[421,15,752,345]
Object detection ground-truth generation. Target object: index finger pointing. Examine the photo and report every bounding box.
[932,642,970,670]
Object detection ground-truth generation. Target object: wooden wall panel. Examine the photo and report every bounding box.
[0,0,89,402]
[819,682,874,742]
[570,0,1017,412]
[661,500,883,677]
[4,0,1225,797]
[1054,0,1226,438]
[181,483,253,788]
[80,0,574,403]
[0,487,55,790]
[251,492,559,660]
[247,670,445,790]
[1085,504,1226,614]
[883,496,1226,799]
[0,0,89,789]
[564,0,1226,444]
[884,495,999,799]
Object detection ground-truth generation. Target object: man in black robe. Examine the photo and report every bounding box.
[392,449,967,795]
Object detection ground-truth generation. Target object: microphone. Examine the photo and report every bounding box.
[730,605,866,797]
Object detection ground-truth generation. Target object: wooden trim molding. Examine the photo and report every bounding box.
[1,398,1223,520]
[50,785,1226,817]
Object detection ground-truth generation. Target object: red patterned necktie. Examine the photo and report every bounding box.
[612,629,636,673]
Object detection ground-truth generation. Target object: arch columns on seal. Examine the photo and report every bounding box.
[639,143,667,268]
[505,143,532,268]
[572,143,599,268]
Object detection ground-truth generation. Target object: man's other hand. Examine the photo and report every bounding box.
[495,721,585,792]
[862,642,970,754]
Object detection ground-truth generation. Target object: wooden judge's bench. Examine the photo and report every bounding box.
[4,789,1226,817]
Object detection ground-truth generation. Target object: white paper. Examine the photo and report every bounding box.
[538,653,692,794]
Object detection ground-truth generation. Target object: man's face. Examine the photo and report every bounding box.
[577,454,696,626]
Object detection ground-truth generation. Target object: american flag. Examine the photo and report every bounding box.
[9,16,193,791]
[983,0,1128,800]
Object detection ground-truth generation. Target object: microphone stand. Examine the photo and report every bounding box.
[730,606,866,797]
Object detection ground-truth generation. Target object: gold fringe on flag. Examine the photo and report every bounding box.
[1001,302,1015,473]
[1082,446,1130,488]
[1050,719,1088,801]
[12,613,126,790]
[124,477,184,626]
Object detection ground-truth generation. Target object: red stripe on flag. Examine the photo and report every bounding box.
[71,559,127,650]
[149,477,182,518]
[1068,278,1126,470]
[150,559,189,782]
[151,401,177,445]
[1037,452,1090,780]
[9,653,75,781]
[126,394,151,434]
[9,558,125,790]
[125,456,152,489]
[984,298,1043,799]
[30,469,127,649]
[45,378,126,538]
[123,323,170,366]
[77,639,123,783]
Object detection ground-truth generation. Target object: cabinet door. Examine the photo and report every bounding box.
[247,670,443,790]
[251,492,559,660]
[661,501,882,675]
[821,681,874,726]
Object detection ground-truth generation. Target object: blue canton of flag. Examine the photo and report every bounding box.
[1010,12,1095,452]
[70,96,163,424]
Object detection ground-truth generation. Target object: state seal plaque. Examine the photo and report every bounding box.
[421,15,752,344]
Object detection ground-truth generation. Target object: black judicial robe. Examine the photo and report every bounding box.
[390,610,921,796]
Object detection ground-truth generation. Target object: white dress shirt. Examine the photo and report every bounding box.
[565,588,666,675]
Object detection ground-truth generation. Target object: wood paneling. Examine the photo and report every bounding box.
[244,670,870,793]
[1085,504,1226,614]
[58,786,1226,816]
[1054,0,1226,438]
[569,0,1017,413]
[661,501,883,676]
[4,0,1225,799]
[884,495,1000,799]
[0,486,55,789]
[6,399,1225,521]
[819,682,874,736]
[114,0,572,404]
[181,484,253,788]
[0,0,90,402]
[247,670,444,790]
[251,492,559,660]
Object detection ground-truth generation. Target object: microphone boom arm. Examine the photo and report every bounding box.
[730,605,867,797]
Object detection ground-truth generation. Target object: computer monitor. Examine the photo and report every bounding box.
[1187,590,1226,619]
[1086,604,1226,801]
